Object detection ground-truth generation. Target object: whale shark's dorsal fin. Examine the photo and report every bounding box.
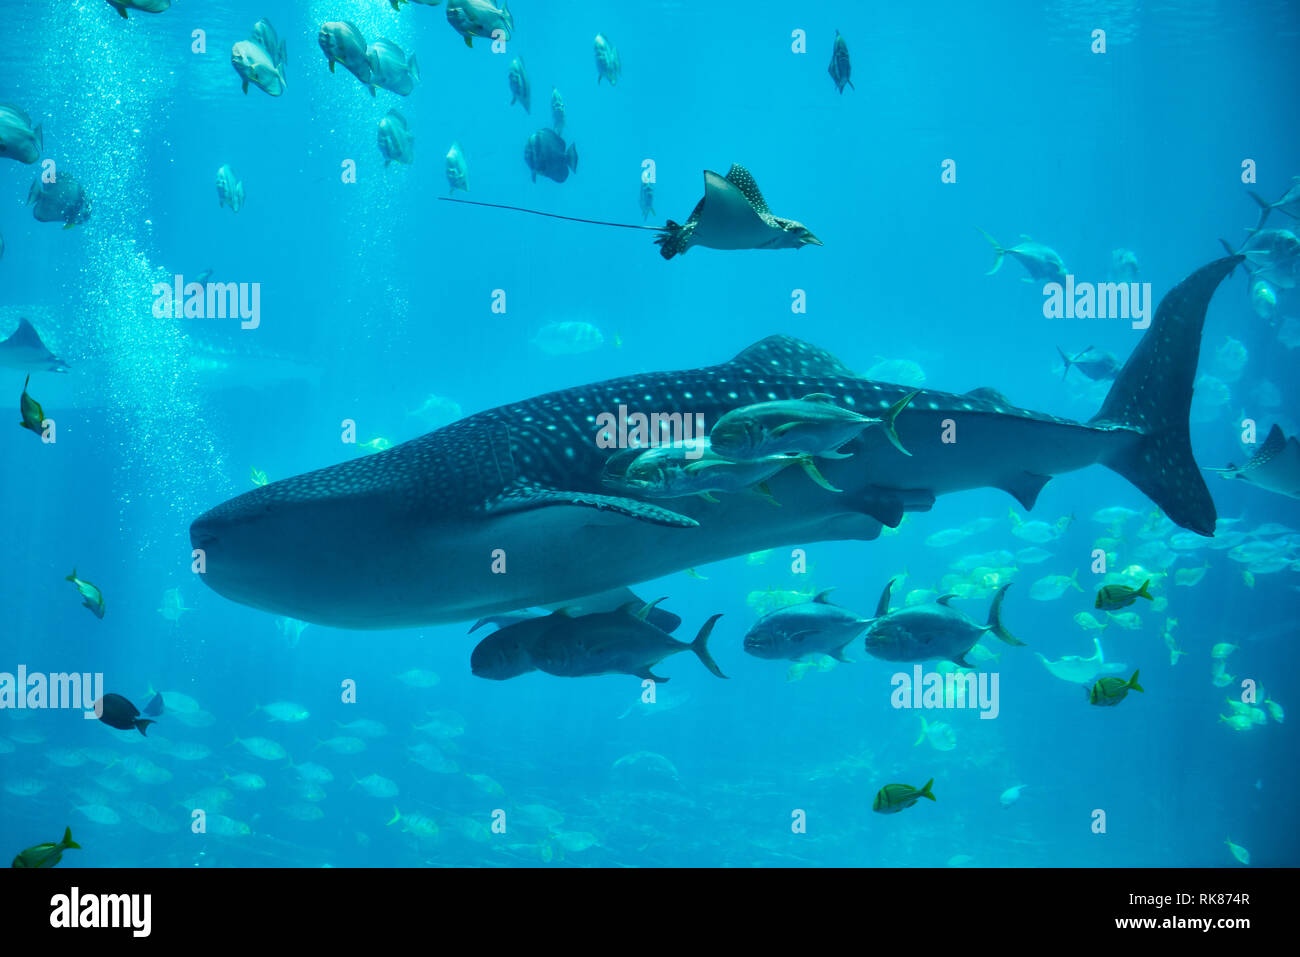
[965,386,1011,405]
[725,336,858,379]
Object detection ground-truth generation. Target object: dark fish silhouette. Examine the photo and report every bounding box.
[94,693,155,736]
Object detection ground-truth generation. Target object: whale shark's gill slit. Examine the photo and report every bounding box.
[439,197,663,232]
[489,423,512,489]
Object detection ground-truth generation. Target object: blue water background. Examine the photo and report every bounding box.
[1,0,1298,866]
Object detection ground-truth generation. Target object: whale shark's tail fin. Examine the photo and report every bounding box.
[1089,256,1241,537]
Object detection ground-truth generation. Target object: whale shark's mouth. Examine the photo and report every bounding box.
[190,522,219,550]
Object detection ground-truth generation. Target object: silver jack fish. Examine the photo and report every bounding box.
[1249,177,1300,229]
[529,603,726,682]
[744,590,871,662]
[863,580,1022,667]
[602,440,827,501]
[710,391,915,461]
[978,229,1067,283]
[1056,345,1119,382]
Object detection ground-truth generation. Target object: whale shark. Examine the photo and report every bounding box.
[190,257,1238,629]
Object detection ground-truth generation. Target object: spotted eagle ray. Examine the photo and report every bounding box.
[191,257,1238,629]
[653,165,821,258]
[0,318,69,373]
[1206,424,1300,499]
[437,163,820,259]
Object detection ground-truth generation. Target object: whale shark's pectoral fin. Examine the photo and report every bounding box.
[857,491,904,527]
[998,472,1053,511]
[487,485,699,528]
[468,612,539,634]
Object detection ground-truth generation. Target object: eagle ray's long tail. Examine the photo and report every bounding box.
[438,197,662,232]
